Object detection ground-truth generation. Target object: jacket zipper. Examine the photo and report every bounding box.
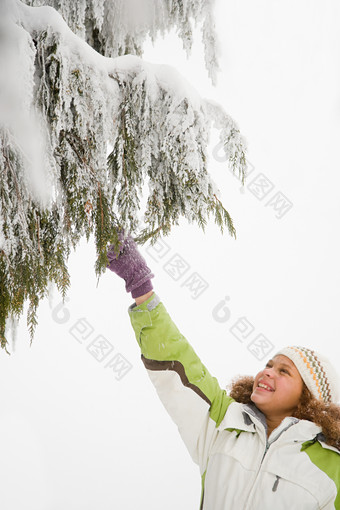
[243,436,269,509]
[243,420,297,509]
[272,475,280,492]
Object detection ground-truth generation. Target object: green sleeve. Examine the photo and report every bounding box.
[128,293,234,470]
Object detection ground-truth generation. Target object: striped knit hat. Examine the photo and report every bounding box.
[274,346,340,404]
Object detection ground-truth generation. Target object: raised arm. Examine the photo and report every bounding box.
[106,233,234,474]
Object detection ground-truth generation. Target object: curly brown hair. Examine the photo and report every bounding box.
[227,375,340,450]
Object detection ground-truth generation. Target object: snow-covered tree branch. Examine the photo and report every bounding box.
[23,0,221,84]
[0,0,247,351]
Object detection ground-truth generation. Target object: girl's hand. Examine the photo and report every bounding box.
[107,232,154,299]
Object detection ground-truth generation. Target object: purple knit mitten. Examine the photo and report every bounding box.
[106,233,154,298]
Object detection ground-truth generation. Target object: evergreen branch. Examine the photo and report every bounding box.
[133,223,171,245]
[0,5,247,350]
[213,194,237,239]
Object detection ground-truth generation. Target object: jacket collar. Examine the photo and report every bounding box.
[242,402,302,443]
[222,401,323,443]
[313,433,340,454]
[222,402,340,453]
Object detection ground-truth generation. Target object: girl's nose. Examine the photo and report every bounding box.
[263,367,274,377]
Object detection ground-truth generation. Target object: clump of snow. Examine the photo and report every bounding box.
[0,15,54,207]
[1,0,246,257]
[17,1,109,71]
[0,232,5,253]
[19,0,220,83]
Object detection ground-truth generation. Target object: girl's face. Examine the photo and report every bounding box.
[251,355,304,418]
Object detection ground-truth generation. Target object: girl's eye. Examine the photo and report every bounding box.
[280,369,289,374]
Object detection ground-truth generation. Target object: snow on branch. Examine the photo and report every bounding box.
[22,0,221,84]
[0,0,247,351]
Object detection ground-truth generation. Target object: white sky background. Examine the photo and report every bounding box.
[1,1,340,509]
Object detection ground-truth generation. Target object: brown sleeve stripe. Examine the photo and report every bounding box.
[141,355,212,406]
[200,490,205,510]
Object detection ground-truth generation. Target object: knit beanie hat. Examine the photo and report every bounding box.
[274,346,340,404]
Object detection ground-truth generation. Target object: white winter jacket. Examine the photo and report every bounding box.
[129,294,340,509]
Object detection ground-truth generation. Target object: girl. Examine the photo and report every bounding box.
[107,233,340,509]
